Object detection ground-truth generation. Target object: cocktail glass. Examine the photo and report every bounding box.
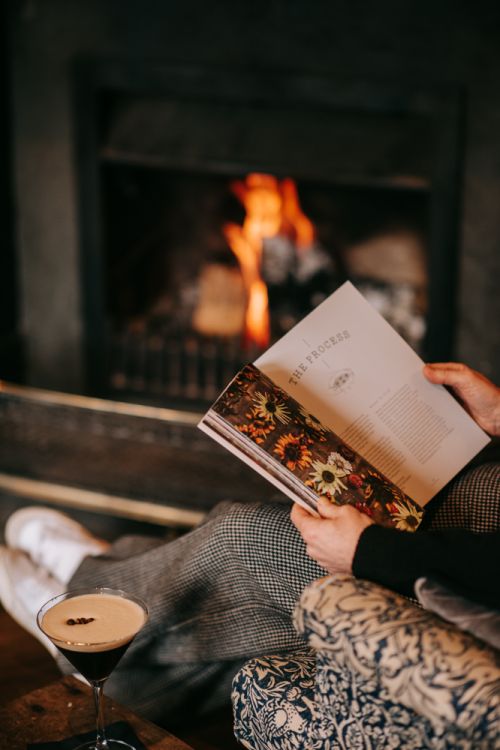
[37,587,148,750]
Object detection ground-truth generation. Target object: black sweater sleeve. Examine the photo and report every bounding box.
[352,525,500,609]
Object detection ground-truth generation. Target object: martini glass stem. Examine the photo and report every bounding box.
[92,680,109,750]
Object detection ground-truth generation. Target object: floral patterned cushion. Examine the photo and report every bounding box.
[232,576,500,750]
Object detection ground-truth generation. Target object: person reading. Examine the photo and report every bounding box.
[0,361,498,724]
[291,362,500,609]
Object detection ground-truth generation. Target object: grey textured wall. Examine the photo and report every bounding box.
[9,0,500,391]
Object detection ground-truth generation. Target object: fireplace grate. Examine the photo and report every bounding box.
[108,330,257,406]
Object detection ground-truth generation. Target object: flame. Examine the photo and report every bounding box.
[223,173,315,348]
[281,178,315,250]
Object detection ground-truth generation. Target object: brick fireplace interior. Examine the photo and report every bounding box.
[1,2,499,524]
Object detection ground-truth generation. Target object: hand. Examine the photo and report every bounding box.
[423,362,500,436]
[290,497,374,574]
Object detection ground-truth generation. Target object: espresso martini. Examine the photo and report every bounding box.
[40,591,147,682]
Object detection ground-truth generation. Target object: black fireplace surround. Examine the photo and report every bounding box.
[76,62,461,403]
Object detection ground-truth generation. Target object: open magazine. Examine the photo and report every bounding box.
[199,282,490,531]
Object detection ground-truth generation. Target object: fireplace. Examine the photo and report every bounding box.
[75,63,460,408]
[7,4,500,527]
[101,166,430,407]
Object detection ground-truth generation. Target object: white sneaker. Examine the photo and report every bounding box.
[0,545,63,657]
[5,506,110,585]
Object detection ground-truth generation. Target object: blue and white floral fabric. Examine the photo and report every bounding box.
[232,648,322,750]
[232,575,500,750]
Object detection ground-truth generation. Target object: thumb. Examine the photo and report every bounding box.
[317,496,339,519]
[423,362,469,388]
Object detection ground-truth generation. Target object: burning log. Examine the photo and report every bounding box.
[192,263,246,338]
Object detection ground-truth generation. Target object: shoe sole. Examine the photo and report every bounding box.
[0,546,17,615]
[0,548,50,642]
[0,547,59,655]
[5,505,92,549]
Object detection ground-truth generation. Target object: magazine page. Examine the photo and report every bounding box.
[256,282,490,506]
[200,363,424,530]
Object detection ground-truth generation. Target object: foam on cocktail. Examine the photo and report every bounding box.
[41,592,147,652]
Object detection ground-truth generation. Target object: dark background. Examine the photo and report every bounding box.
[2,0,500,393]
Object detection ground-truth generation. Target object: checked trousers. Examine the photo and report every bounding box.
[64,461,500,725]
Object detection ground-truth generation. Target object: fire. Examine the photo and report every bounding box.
[224,173,315,348]
[281,178,315,250]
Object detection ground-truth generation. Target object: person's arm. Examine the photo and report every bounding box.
[291,499,500,608]
[291,363,500,605]
[353,524,500,608]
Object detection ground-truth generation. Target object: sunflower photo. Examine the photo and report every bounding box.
[203,363,424,531]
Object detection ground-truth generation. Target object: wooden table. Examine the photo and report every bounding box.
[0,676,194,750]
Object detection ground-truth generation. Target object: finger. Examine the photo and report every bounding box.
[423,362,468,385]
[316,496,339,519]
[290,502,312,530]
[292,507,324,540]
[425,362,465,371]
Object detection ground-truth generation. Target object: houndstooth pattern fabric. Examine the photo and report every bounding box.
[64,461,499,725]
[66,500,324,723]
[423,461,500,532]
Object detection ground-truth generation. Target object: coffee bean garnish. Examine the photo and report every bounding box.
[66,617,95,625]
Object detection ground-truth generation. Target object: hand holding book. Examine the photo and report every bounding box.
[291,363,500,578]
[199,283,490,533]
[423,362,500,436]
[290,498,374,574]
[203,363,424,530]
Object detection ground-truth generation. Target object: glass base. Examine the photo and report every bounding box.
[74,740,138,750]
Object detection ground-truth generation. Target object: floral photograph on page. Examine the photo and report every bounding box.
[212,364,423,531]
